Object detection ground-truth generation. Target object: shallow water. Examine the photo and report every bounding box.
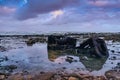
[0,37,120,76]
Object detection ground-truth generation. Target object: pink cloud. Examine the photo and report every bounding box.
[16,0,79,20]
[0,6,16,15]
[88,0,120,8]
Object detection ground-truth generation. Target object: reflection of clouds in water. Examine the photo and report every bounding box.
[54,56,66,63]
[0,38,120,75]
[54,56,79,64]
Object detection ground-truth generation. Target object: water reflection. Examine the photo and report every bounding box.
[0,37,120,75]
[48,48,108,71]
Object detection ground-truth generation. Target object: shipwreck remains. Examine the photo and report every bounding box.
[77,37,109,58]
[48,35,109,58]
[48,35,77,50]
[48,36,109,70]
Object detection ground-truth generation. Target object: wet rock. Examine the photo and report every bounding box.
[26,38,46,46]
[117,62,120,66]
[7,65,17,70]
[81,56,88,60]
[51,74,62,80]
[111,50,115,53]
[37,72,54,80]
[82,78,89,80]
[0,74,5,80]
[6,71,107,80]
[68,76,79,80]
[114,62,120,70]
[40,71,45,74]
[75,72,106,80]
[0,56,8,62]
[0,46,6,52]
[110,56,117,60]
[105,70,120,80]
[0,65,17,73]
[4,56,8,61]
[111,62,113,64]
[65,56,74,63]
[22,70,29,75]
[26,75,33,80]
[118,52,120,54]
[62,67,66,69]
[7,74,24,80]
[15,61,19,63]
[26,38,36,46]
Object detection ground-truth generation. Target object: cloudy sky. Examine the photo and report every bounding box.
[0,0,120,33]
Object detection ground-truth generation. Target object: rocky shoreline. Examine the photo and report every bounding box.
[0,69,119,80]
[0,33,120,80]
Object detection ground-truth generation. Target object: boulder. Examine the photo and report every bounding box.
[105,70,120,80]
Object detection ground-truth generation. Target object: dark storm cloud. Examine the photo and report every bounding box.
[1,0,120,32]
[16,0,120,20]
[16,0,80,20]
[1,0,120,20]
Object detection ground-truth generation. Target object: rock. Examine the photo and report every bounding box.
[34,72,54,80]
[105,70,120,80]
[26,38,36,46]
[81,56,88,60]
[7,65,17,70]
[4,56,8,61]
[68,77,79,80]
[65,56,74,63]
[22,70,29,75]
[110,56,117,60]
[4,65,17,72]
[63,77,69,80]
[0,56,8,62]
[26,75,33,80]
[117,62,120,66]
[0,46,6,52]
[62,67,66,69]
[118,52,120,53]
[7,74,24,80]
[26,38,46,46]
[82,78,89,80]
[51,74,62,80]
[111,50,115,53]
[95,76,106,80]
[0,75,5,80]
[40,71,45,74]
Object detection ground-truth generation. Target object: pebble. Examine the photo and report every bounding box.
[68,77,79,80]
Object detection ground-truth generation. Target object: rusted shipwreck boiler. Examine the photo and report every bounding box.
[77,37,109,58]
[48,35,109,58]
